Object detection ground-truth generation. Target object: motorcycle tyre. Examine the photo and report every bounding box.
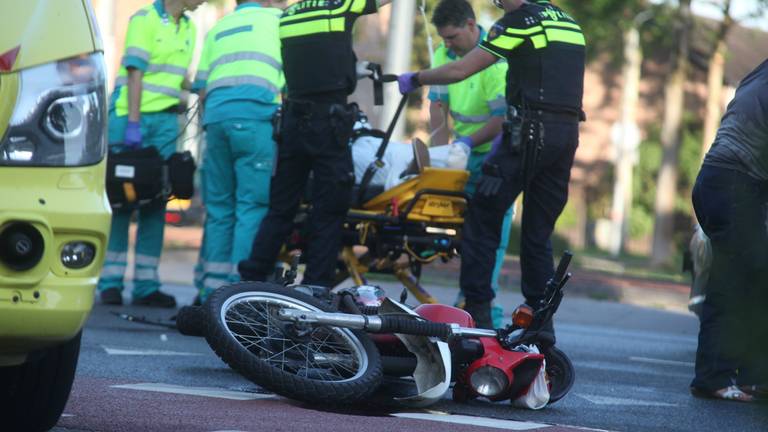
[544,345,575,404]
[204,282,383,405]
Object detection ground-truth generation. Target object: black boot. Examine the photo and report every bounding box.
[238,259,265,281]
[132,290,177,308]
[100,288,123,306]
[464,300,493,329]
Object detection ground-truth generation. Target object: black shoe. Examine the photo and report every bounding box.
[100,288,123,305]
[132,290,177,308]
[237,259,262,281]
[464,300,493,329]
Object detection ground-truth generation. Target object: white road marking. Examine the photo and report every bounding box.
[61,414,75,418]
[628,356,694,368]
[392,412,550,430]
[573,361,690,379]
[102,345,203,356]
[577,394,677,407]
[111,383,275,401]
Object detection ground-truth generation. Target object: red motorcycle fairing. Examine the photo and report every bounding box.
[458,338,545,402]
[414,304,476,328]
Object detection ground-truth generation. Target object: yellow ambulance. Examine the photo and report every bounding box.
[0,1,111,430]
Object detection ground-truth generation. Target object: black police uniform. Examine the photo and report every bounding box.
[239,0,379,287]
[690,59,768,393]
[459,1,585,329]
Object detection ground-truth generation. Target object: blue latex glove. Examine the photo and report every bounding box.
[397,72,421,95]
[124,120,142,149]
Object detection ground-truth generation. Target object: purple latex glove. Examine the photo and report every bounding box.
[124,120,142,149]
[484,133,504,162]
[397,72,421,95]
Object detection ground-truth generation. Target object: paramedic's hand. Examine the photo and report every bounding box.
[446,136,472,169]
[397,72,421,94]
[124,120,142,149]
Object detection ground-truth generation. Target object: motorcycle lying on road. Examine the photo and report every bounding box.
[179,252,576,408]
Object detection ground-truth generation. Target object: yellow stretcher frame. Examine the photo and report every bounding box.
[335,167,470,304]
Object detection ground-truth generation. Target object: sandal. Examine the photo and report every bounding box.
[691,385,754,403]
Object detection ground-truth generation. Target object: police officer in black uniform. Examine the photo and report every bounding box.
[239,0,393,287]
[398,0,585,330]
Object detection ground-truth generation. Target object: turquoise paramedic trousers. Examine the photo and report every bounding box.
[97,111,178,298]
[198,119,275,301]
[458,151,516,328]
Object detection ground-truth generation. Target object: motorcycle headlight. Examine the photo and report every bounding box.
[0,53,106,166]
[470,366,509,397]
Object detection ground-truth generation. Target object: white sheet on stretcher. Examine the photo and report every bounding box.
[351,126,459,190]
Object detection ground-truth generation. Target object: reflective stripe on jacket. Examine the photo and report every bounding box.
[194,4,283,104]
[429,34,507,153]
[112,1,196,116]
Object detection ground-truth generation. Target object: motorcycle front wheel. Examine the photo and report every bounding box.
[544,346,575,404]
[204,282,383,404]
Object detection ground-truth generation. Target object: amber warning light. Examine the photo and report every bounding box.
[512,304,534,328]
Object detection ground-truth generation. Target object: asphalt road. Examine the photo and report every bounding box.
[54,282,767,432]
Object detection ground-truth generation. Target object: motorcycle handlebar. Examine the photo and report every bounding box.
[553,251,573,283]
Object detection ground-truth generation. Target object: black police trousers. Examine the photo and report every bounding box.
[238,101,356,287]
[459,119,579,306]
[690,164,768,391]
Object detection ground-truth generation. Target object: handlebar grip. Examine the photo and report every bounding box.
[553,251,573,282]
[377,316,451,338]
[380,74,399,83]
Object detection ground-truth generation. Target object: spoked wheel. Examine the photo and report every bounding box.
[544,346,575,404]
[204,282,383,404]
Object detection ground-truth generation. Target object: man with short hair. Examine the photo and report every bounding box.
[192,0,284,303]
[398,0,585,330]
[428,0,513,328]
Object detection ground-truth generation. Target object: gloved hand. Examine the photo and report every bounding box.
[124,120,142,149]
[446,136,472,169]
[356,61,373,80]
[484,133,504,162]
[477,163,504,197]
[397,72,421,95]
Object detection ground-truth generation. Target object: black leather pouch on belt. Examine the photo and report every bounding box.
[330,102,359,146]
[271,106,283,143]
[503,106,524,155]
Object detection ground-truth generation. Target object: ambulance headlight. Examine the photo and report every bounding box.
[61,241,96,269]
[0,53,106,167]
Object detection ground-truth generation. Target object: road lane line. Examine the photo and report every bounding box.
[573,361,690,379]
[392,412,550,430]
[577,394,678,407]
[111,383,275,400]
[102,345,204,356]
[628,356,694,367]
